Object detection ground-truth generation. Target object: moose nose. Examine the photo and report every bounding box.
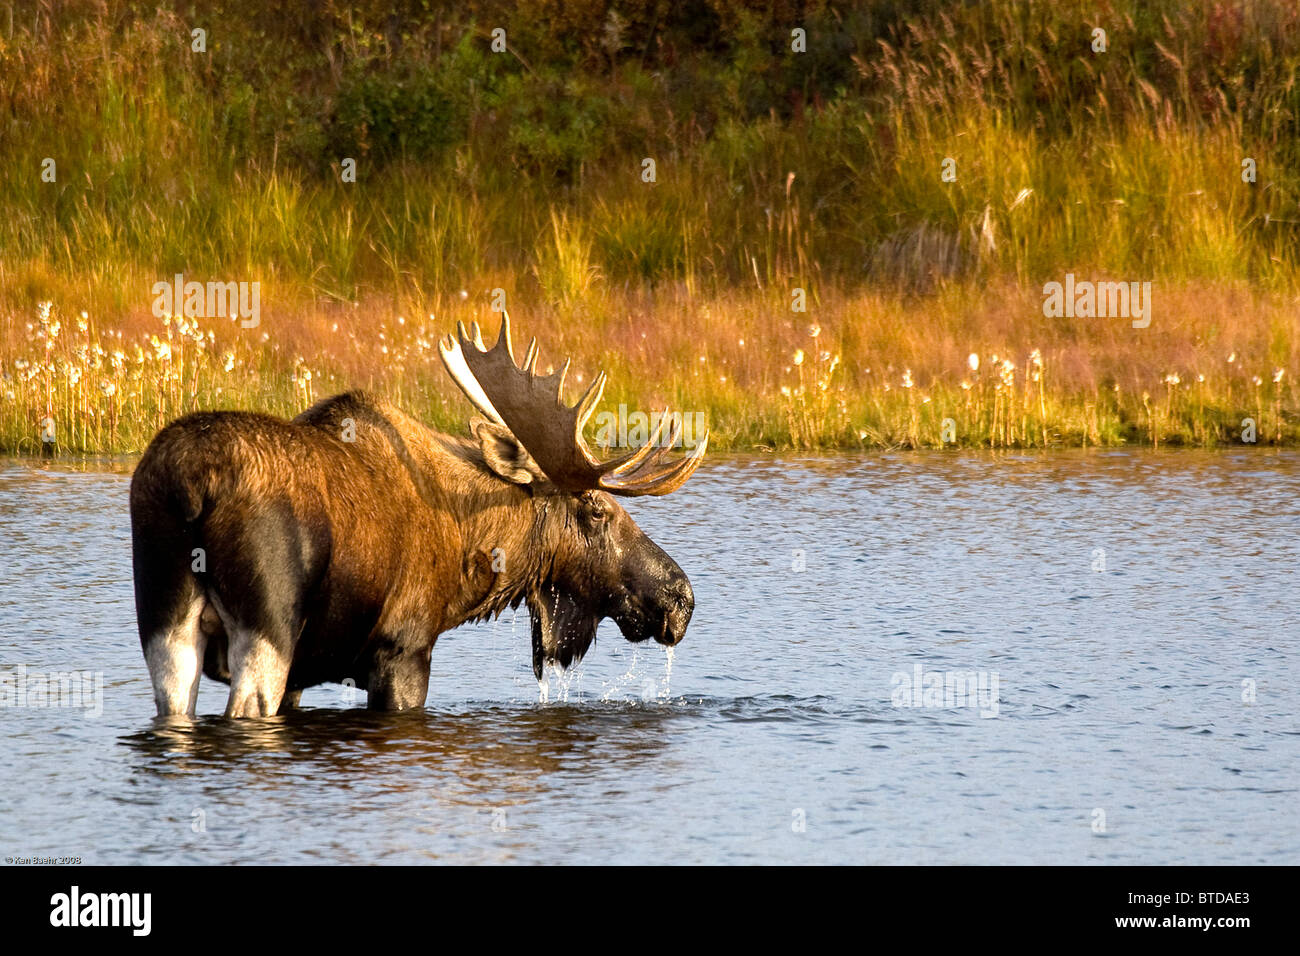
[659,575,694,646]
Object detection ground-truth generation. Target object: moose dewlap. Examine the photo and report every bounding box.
[130,315,707,717]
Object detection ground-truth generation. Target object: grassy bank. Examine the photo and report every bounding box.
[4,282,1296,454]
[2,1,1300,452]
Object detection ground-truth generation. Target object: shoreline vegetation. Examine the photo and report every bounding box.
[3,1,1300,454]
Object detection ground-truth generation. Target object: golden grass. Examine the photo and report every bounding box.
[3,278,1295,454]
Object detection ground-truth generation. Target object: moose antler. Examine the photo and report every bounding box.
[439,314,708,496]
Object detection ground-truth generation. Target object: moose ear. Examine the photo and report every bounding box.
[472,417,547,486]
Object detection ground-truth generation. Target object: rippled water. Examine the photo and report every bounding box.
[1,451,1297,864]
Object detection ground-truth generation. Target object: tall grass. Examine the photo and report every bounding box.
[2,1,1300,453]
[5,282,1296,454]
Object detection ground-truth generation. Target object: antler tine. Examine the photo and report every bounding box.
[574,371,607,431]
[610,413,683,480]
[495,312,516,361]
[602,428,710,497]
[549,358,571,404]
[607,408,675,478]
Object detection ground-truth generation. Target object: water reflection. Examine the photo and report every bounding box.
[122,701,685,782]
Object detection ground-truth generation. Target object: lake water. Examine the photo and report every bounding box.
[1,450,1297,864]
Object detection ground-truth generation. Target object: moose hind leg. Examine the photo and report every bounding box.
[132,501,208,716]
[222,621,296,717]
[209,582,294,719]
[225,627,291,718]
[143,592,208,717]
[201,505,315,719]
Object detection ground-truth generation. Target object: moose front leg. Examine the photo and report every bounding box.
[366,637,433,711]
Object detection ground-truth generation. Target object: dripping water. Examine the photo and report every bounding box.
[660,645,674,699]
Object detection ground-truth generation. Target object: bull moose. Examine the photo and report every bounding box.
[129,315,707,717]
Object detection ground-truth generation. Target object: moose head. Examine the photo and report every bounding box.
[440,316,708,677]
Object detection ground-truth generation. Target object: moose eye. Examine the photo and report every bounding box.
[585,498,611,524]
